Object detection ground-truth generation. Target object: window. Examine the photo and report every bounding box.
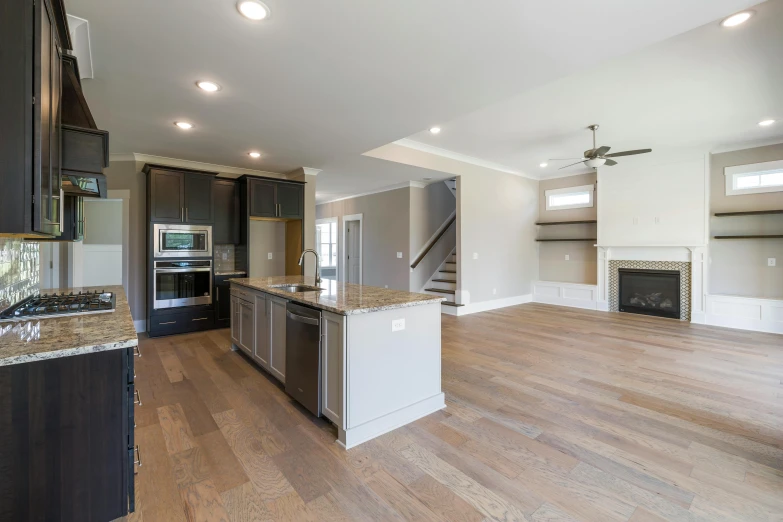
[545,184,595,211]
[316,219,338,267]
[725,160,783,196]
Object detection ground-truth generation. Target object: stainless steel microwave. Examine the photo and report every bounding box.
[153,224,212,258]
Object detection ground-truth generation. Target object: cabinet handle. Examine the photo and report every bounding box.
[159,321,176,325]
[133,345,142,357]
[192,317,209,322]
[216,287,220,302]
[134,389,142,406]
[134,445,142,468]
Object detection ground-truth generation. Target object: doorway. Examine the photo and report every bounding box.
[82,199,123,286]
[342,214,362,284]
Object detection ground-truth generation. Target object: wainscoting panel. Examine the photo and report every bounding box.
[706,295,783,334]
[533,281,598,310]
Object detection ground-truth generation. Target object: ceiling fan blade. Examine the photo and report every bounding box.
[604,159,618,166]
[584,148,596,158]
[594,145,611,156]
[558,160,586,170]
[604,148,652,158]
[548,157,584,161]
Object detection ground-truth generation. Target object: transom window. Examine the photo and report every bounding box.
[545,184,595,211]
[725,160,783,196]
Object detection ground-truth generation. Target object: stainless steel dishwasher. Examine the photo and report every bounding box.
[285,302,322,417]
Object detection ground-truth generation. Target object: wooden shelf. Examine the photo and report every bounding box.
[713,235,783,239]
[536,238,597,242]
[714,210,783,217]
[535,220,597,226]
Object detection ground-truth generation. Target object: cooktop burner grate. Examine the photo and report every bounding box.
[0,290,116,320]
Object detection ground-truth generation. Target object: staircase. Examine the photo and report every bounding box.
[424,248,463,307]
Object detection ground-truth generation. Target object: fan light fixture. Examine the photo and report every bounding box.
[721,11,753,27]
[175,121,194,130]
[237,0,270,20]
[584,158,607,168]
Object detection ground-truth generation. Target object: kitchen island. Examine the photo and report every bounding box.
[229,276,445,449]
[0,286,138,521]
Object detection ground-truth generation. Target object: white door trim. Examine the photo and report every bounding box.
[342,213,363,285]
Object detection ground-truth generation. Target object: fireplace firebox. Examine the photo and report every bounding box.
[618,269,681,319]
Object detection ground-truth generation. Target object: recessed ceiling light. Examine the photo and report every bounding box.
[174,121,194,130]
[758,119,776,127]
[429,127,441,134]
[248,151,261,158]
[237,0,270,20]
[196,81,221,92]
[721,11,753,27]
[540,163,548,168]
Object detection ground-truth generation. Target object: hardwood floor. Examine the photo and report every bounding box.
[118,304,783,521]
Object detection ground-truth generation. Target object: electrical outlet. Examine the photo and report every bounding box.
[565,254,570,261]
[473,252,478,260]
[654,216,660,224]
[392,319,405,332]
[769,258,777,267]
[397,252,403,259]
[267,253,273,260]
[222,252,228,261]
[492,288,497,295]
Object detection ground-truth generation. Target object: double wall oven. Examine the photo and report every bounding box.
[152,224,213,310]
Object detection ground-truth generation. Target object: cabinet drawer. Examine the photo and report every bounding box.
[149,310,214,337]
[230,287,254,302]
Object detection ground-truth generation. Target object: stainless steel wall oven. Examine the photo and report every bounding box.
[153,260,212,309]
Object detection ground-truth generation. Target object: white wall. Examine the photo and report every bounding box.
[598,153,709,247]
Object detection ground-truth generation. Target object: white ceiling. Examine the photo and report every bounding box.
[68,0,763,201]
[405,0,783,179]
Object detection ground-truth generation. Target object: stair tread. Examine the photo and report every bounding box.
[441,302,464,307]
[440,269,457,273]
[431,279,456,283]
[425,288,456,295]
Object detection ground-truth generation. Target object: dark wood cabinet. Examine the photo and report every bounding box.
[249,179,304,219]
[213,179,239,244]
[146,166,216,224]
[249,179,278,218]
[215,276,232,328]
[0,348,136,521]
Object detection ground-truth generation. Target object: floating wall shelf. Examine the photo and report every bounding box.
[535,238,597,242]
[713,210,783,217]
[713,235,783,240]
[535,220,598,226]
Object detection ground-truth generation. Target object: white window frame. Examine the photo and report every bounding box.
[315,217,338,268]
[725,160,783,196]
[545,184,595,211]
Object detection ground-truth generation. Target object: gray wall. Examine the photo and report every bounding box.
[316,188,411,291]
[709,144,783,298]
[459,171,539,304]
[538,173,597,285]
[409,182,456,292]
[248,220,286,277]
[84,200,123,245]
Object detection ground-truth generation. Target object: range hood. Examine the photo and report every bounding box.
[62,173,107,198]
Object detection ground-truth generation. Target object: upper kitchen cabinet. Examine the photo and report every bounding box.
[248,178,304,219]
[0,0,70,236]
[145,165,216,224]
[213,179,240,244]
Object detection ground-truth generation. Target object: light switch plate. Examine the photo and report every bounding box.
[392,319,405,332]
[268,253,273,260]
[565,254,570,261]
[473,252,478,260]
[769,258,777,267]
[397,252,403,259]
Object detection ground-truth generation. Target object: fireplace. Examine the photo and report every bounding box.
[618,269,681,319]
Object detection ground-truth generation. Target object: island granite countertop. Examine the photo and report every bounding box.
[0,285,138,367]
[229,276,444,315]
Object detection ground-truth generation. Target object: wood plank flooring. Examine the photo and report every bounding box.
[117,304,783,521]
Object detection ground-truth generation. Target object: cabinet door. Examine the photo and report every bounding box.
[213,180,239,244]
[184,174,214,224]
[321,311,344,425]
[277,184,303,219]
[215,282,231,323]
[249,179,277,218]
[239,300,254,355]
[268,297,287,382]
[253,294,270,369]
[150,170,184,222]
[230,296,240,346]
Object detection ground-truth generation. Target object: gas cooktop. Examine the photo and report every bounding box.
[0,290,116,321]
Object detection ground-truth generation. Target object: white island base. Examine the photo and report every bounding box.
[323,302,445,449]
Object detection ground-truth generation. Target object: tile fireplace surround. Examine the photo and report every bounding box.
[597,246,707,324]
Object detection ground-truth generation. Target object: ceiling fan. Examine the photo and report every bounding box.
[550,125,652,170]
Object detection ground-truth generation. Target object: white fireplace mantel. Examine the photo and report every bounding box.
[597,245,707,323]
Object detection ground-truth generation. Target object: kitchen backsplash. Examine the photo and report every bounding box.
[0,239,40,313]
[214,244,236,272]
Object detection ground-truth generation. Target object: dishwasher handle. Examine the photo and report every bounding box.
[286,310,320,326]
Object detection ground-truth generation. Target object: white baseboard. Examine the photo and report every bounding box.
[339,393,446,449]
[133,320,146,333]
[597,301,610,312]
[690,311,707,324]
[705,294,783,334]
[442,294,533,316]
[533,281,598,310]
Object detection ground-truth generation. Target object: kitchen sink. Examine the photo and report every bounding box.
[270,284,323,293]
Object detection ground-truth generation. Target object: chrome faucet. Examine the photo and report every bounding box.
[298,249,321,285]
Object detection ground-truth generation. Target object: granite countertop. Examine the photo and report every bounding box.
[0,285,138,367]
[215,270,248,276]
[229,276,444,315]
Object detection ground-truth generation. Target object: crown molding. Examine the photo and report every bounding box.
[110,153,285,178]
[317,181,421,205]
[393,138,536,180]
[710,136,783,155]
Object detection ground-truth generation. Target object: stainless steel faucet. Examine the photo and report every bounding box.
[298,249,321,285]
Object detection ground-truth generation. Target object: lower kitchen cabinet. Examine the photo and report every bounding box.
[214,277,231,329]
[254,293,270,369]
[268,295,287,383]
[0,347,137,521]
[321,310,344,425]
[148,309,214,337]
